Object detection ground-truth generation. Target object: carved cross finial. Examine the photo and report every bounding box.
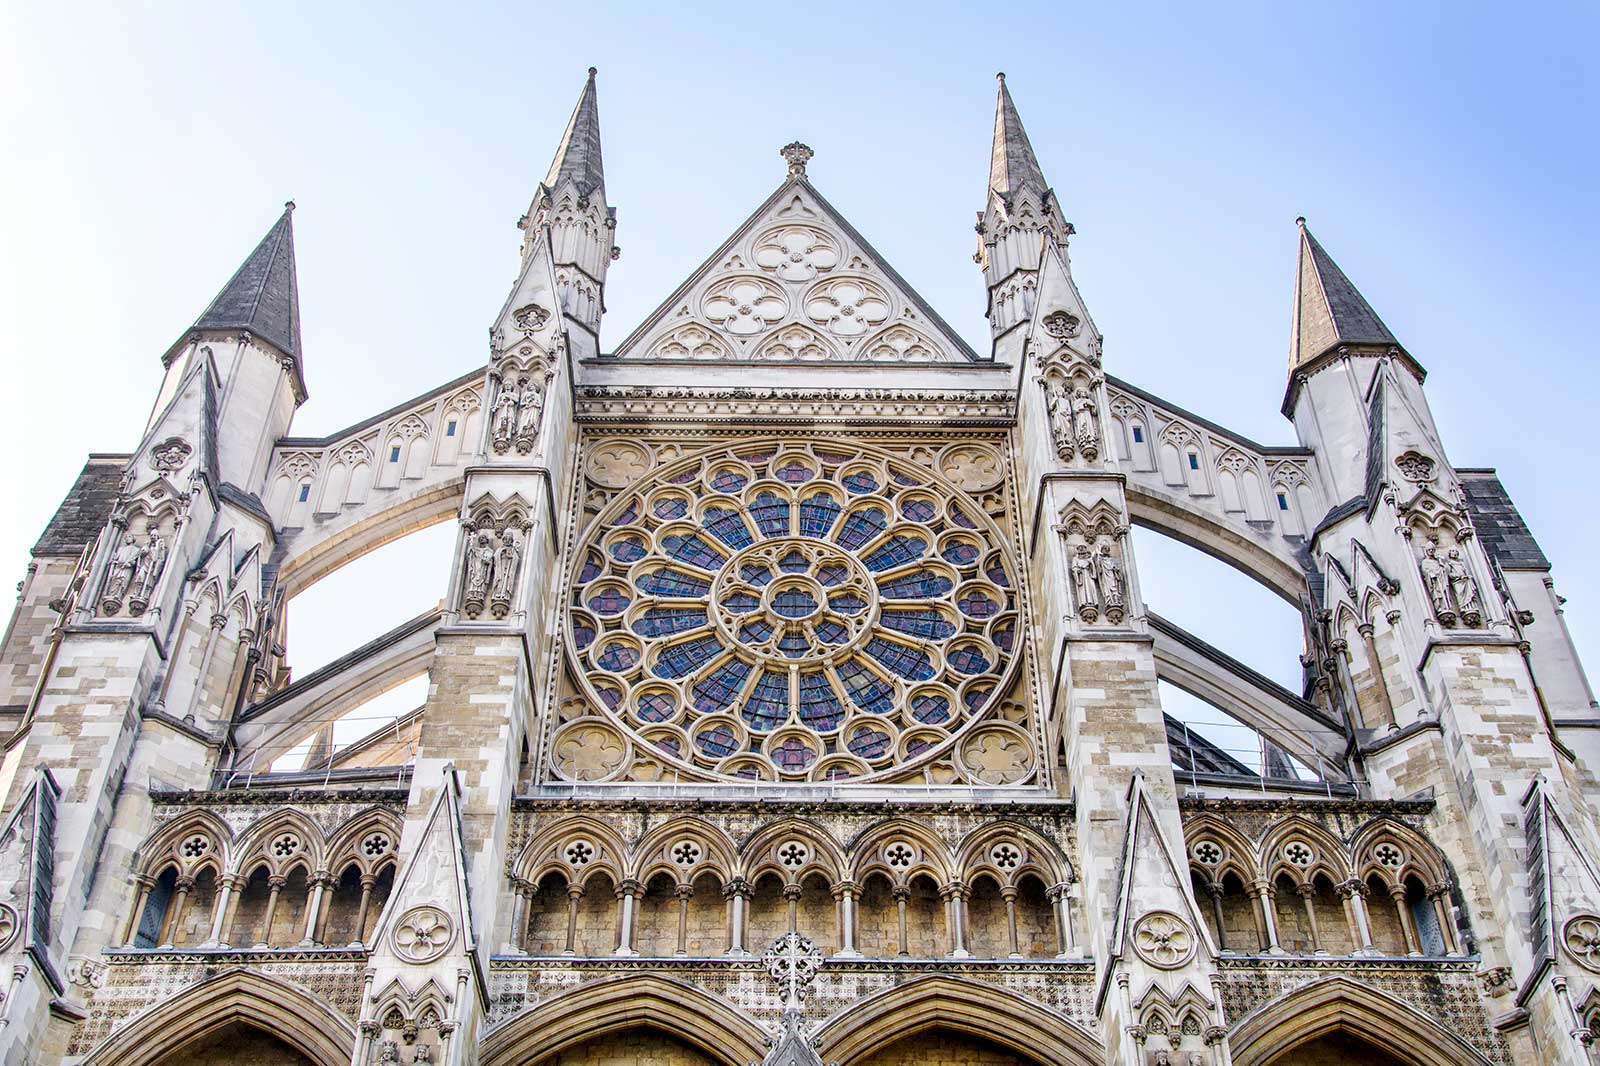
[762,931,821,1013]
[781,142,814,180]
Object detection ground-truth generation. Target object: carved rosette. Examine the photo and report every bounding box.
[1564,914,1600,973]
[0,902,19,952]
[1131,910,1196,969]
[391,905,454,963]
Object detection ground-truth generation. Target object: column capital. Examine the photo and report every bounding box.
[831,880,859,899]
[619,878,644,897]
[267,874,287,890]
[722,879,751,901]
[567,883,586,901]
[782,884,804,903]
[674,884,695,901]
[940,880,969,902]
[174,875,196,891]
[891,886,912,904]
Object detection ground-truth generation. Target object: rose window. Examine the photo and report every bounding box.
[567,440,1020,782]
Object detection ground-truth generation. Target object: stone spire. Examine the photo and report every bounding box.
[1288,218,1404,375]
[542,66,605,201]
[989,72,1049,204]
[189,202,302,365]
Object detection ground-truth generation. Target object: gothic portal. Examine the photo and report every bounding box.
[3,70,1599,1066]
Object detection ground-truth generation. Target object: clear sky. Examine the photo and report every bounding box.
[3,2,1595,728]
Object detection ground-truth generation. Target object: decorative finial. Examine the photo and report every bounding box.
[284,200,296,212]
[780,142,814,180]
[997,72,1006,82]
[587,66,597,77]
[1295,215,1307,228]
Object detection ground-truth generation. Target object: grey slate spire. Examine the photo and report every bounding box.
[1289,218,1402,373]
[542,66,604,200]
[191,202,302,362]
[989,72,1050,203]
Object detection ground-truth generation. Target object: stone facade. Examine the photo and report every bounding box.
[1,70,1597,1066]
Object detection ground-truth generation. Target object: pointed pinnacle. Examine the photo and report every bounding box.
[989,74,1048,201]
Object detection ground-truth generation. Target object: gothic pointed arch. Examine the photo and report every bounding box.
[815,974,1102,1066]
[1228,976,1495,1066]
[739,816,846,885]
[952,819,1070,888]
[848,817,952,886]
[630,816,738,885]
[477,973,766,1066]
[514,815,629,887]
[81,968,355,1066]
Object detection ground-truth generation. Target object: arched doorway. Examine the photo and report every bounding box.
[146,1021,316,1066]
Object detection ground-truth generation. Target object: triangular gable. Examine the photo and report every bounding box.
[0,769,64,994]
[1026,236,1102,365]
[1107,772,1217,963]
[610,178,981,364]
[370,768,479,964]
[1521,776,1600,979]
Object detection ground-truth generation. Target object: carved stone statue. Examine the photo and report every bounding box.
[1418,543,1454,624]
[1071,385,1100,459]
[1096,543,1125,623]
[490,530,521,616]
[462,533,496,617]
[515,376,545,447]
[1070,544,1099,622]
[375,1040,400,1064]
[127,533,168,615]
[1446,548,1483,626]
[412,1044,433,1064]
[102,535,142,612]
[1047,381,1074,460]
[490,377,518,452]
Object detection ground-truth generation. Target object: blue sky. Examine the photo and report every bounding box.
[3,2,1595,721]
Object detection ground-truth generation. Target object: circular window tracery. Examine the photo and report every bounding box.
[567,439,1021,783]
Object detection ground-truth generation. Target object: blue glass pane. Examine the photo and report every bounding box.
[653,734,683,757]
[710,468,748,493]
[587,587,630,614]
[813,619,848,645]
[596,643,640,672]
[770,736,815,770]
[991,621,1015,652]
[816,450,853,465]
[799,492,841,537]
[638,568,711,597]
[901,498,937,523]
[692,660,752,713]
[958,591,1000,619]
[774,461,813,483]
[723,591,761,614]
[798,672,845,730]
[738,618,775,645]
[637,691,676,723]
[615,503,639,525]
[911,691,952,724]
[572,621,596,650]
[742,670,789,730]
[836,507,888,550]
[663,533,726,570]
[941,541,979,566]
[652,635,723,678]
[740,563,773,586]
[948,645,992,675]
[864,535,927,572]
[829,591,868,614]
[703,507,754,549]
[608,536,648,563]
[986,559,1011,587]
[632,607,707,637]
[653,497,689,520]
[667,466,698,485]
[876,570,954,600]
[578,552,603,583]
[834,660,894,715]
[843,471,879,495]
[694,722,739,758]
[777,629,811,658]
[750,492,791,537]
[880,609,956,640]
[777,549,809,573]
[740,447,777,464]
[596,684,623,710]
[949,504,976,529]
[891,469,921,487]
[864,637,936,681]
[963,685,994,712]
[772,588,818,618]
[904,735,934,757]
[815,563,849,587]
[847,724,892,760]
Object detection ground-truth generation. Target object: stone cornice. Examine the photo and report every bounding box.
[149,786,409,807]
[1179,795,1434,815]
[513,795,1075,817]
[573,385,1015,423]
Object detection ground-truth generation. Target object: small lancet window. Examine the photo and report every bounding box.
[297,484,311,502]
[446,420,457,437]
[1131,426,1144,443]
[1187,452,1200,471]
[1276,493,1289,511]
[389,446,402,463]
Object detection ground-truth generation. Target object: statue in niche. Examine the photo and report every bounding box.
[126,533,169,615]
[375,1040,400,1064]
[1445,548,1483,626]
[1070,544,1100,622]
[1096,543,1125,623]
[412,1044,433,1065]
[1071,384,1100,459]
[1047,381,1075,460]
[490,530,521,616]
[102,534,143,612]
[462,532,496,616]
[490,376,518,452]
[1418,542,1455,624]
[514,375,546,450]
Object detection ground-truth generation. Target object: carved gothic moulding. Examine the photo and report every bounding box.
[1394,450,1436,483]
[558,437,1025,786]
[391,904,455,963]
[1131,910,1197,970]
[149,436,193,474]
[753,223,842,282]
[1564,914,1600,973]
[0,902,19,952]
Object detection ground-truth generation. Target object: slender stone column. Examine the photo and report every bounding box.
[564,884,583,955]
[783,884,802,934]
[943,882,970,958]
[674,884,693,956]
[122,877,155,946]
[1252,880,1281,953]
[615,879,640,956]
[1391,884,1420,956]
[301,873,329,945]
[204,875,235,946]
[1356,623,1399,730]
[835,881,859,957]
[893,886,911,956]
[1002,886,1021,957]
[1206,883,1228,952]
[353,874,376,946]
[725,879,750,954]
[257,875,286,948]
[1429,883,1460,954]
[508,879,531,953]
[1047,882,1075,957]
[160,876,194,947]
[1341,880,1375,952]
[182,612,228,723]
[1297,882,1324,954]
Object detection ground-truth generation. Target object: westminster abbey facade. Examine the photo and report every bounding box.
[2,70,1599,1066]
